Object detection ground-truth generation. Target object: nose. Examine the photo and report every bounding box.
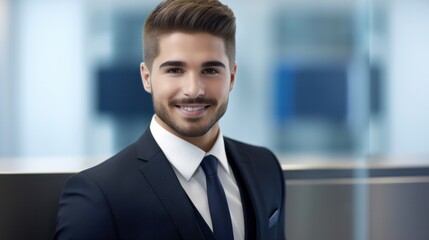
[183,72,204,98]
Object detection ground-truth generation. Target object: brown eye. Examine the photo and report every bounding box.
[202,68,218,75]
[166,68,183,74]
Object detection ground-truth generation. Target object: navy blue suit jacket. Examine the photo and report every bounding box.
[55,129,285,240]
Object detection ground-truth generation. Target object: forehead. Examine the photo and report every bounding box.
[155,32,229,66]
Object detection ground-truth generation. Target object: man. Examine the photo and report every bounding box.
[55,0,285,239]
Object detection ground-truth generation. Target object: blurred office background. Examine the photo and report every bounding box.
[1,0,429,159]
[1,0,429,239]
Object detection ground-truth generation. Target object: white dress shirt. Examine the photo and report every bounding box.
[150,116,244,240]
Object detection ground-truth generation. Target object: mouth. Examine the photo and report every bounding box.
[175,104,210,117]
[171,97,216,118]
[179,105,209,111]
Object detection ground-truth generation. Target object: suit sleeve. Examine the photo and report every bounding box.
[54,172,117,240]
[269,150,287,240]
[277,162,286,240]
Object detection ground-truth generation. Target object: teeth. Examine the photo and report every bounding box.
[181,106,205,111]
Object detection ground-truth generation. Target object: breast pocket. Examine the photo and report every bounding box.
[268,208,280,228]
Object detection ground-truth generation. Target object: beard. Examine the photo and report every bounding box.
[153,96,228,138]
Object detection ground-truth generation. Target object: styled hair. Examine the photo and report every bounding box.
[143,0,236,70]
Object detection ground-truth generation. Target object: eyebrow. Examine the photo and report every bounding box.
[159,61,185,69]
[201,61,226,69]
[158,60,226,69]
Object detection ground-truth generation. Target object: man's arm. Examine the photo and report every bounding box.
[54,172,117,240]
[270,150,286,240]
[277,167,286,240]
[254,147,287,240]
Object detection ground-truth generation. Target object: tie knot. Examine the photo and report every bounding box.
[201,155,219,176]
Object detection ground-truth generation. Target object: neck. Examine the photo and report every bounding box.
[154,116,220,152]
[183,126,219,152]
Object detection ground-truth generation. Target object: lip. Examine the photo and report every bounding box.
[175,104,210,118]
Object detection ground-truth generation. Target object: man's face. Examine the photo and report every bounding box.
[141,32,236,139]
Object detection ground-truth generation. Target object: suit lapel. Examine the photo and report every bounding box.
[136,129,204,240]
[224,138,267,239]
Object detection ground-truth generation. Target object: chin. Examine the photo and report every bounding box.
[175,125,212,138]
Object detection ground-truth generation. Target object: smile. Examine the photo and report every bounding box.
[175,104,210,118]
[180,106,207,111]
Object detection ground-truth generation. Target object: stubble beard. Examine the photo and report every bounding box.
[153,97,228,138]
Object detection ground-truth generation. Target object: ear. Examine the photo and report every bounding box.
[140,62,152,93]
[229,63,237,92]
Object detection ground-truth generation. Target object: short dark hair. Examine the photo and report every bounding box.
[143,0,236,70]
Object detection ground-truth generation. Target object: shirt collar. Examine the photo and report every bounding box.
[150,115,230,181]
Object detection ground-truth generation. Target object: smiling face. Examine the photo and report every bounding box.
[140,32,236,149]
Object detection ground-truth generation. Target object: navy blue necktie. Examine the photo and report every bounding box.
[201,155,234,240]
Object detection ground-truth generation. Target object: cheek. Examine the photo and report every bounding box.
[151,80,179,99]
[217,82,232,96]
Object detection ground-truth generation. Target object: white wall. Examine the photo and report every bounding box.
[0,0,14,156]
[387,0,429,156]
[15,0,90,157]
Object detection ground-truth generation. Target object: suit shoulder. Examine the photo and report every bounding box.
[81,143,139,180]
[224,137,275,156]
[224,137,283,175]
